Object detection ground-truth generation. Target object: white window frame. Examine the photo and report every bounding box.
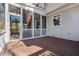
[23,11,47,39]
[5,3,47,40]
[8,3,23,40]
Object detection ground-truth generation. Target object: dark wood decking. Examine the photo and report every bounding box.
[0,36,79,56]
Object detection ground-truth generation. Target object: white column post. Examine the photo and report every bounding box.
[40,14,42,36]
[32,12,34,38]
[20,7,23,40]
[5,3,10,43]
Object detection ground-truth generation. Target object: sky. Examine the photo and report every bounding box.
[10,15,20,21]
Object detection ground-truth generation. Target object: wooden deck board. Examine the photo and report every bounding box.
[0,36,79,56]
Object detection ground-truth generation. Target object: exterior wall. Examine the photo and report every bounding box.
[47,5,79,41]
[45,3,66,14]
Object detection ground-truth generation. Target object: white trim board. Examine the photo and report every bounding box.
[22,35,47,40]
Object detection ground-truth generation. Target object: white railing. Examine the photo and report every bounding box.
[0,32,6,53]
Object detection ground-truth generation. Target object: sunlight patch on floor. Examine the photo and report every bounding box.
[39,50,57,56]
[4,41,43,56]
